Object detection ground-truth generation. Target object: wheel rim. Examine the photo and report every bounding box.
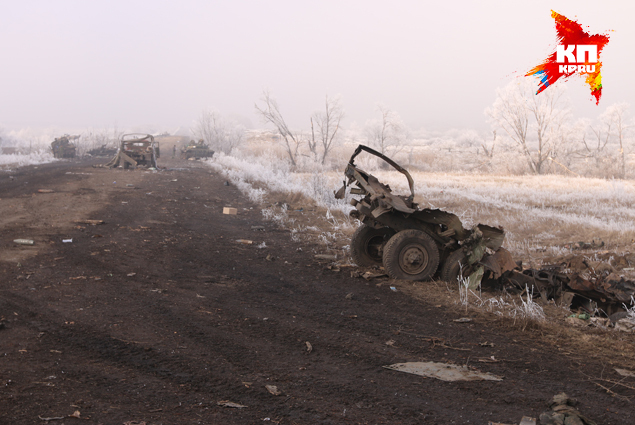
[364,235,385,261]
[398,243,429,275]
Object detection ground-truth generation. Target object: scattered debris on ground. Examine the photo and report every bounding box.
[217,401,248,408]
[539,393,596,425]
[265,385,282,396]
[383,361,503,382]
[336,145,635,320]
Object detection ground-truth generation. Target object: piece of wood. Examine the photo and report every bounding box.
[223,207,238,215]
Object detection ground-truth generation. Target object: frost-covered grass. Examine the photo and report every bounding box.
[363,170,635,254]
[204,152,353,215]
[205,149,635,259]
[0,151,57,169]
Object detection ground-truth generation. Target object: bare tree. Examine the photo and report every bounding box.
[481,130,496,158]
[310,95,344,164]
[578,117,611,171]
[192,109,244,154]
[603,103,631,179]
[364,105,409,157]
[255,91,302,166]
[486,79,570,174]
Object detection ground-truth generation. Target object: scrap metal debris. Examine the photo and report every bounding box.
[615,368,635,378]
[383,361,503,382]
[74,219,104,225]
[496,261,635,316]
[217,400,247,408]
[539,393,596,425]
[265,385,282,396]
[13,239,34,245]
[97,133,159,169]
[337,145,507,283]
[314,254,337,261]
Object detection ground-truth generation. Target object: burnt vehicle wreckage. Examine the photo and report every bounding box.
[335,145,506,283]
[100,133,160,169]
[336,145,635,316]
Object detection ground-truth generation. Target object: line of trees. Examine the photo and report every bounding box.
[254,90,409,166]
[486,79,632,177]
[191,109,245,155]
[193,83,631,178]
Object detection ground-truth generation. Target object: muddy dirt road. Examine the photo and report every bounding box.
[0,159,633,424]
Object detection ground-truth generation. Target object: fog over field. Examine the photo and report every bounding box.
[1,0,634,185]
[1,1,633,133]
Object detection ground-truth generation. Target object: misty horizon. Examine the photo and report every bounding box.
[1,1,633,135]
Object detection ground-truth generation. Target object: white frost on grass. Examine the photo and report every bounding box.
[0,151,57,169]
[205,150,635,254]
[204,152,353,214]
[347,169,635,252]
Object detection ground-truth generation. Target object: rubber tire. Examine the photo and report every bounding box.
[350,225,395,267]
[439,248,470,283]
[382,229,440,281]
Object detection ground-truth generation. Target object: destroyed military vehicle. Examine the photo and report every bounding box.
[102,134,160,169]
[181,140,214,160]
[51,135,77,159]
[87,144,117,157]
[336,145,509,282]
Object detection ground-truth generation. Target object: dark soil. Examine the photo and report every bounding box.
[0,158,633,424]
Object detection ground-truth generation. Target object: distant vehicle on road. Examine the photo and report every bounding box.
[181,140,214,160]
[51,135,77,159]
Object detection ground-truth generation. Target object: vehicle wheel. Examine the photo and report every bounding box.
[350,225,395,267]
[439,248,470,283]
[382,229,439,281]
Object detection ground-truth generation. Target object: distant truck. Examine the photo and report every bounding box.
[51,135,77,158]
[181,140,214,159]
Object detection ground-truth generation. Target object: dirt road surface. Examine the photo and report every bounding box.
[1,159,632,424]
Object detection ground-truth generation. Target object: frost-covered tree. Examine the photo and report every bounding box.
[486,79,570,174]
[192,109,245,155]
[255,91,302,166]
[602,102,631,179]
[364,105,409,157]
[309,95,344,165]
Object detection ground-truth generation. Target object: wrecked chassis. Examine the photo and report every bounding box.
[335,145,510,282]
[99,134,160,169]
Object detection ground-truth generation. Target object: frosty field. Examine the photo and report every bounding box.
[208,148,635,265]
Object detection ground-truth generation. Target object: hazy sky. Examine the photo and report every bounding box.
[1,0,633,133]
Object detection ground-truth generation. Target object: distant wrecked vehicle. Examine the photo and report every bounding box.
[181,140,214,160]
[51,135,77,159]
[335,145,513,283]
[102,134,160,169]
[87,145,117,157]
